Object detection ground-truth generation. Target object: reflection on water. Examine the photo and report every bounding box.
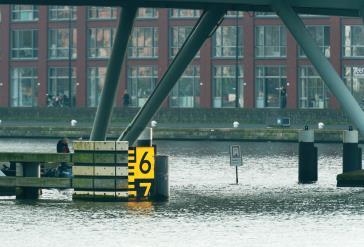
[0,139,364,247]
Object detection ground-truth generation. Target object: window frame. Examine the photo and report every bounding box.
[128,27,159,59]
[48,6,77,21]
[11,5,39,22]
[255,65,287,108]
[48,28,77,60]
[11,29,38,60]
[127,65,158,107]
[213,65,244,108]
[298,65,329,109]
[213,25,244,58]
[255,25,287,58]
[10,67,39,107]
[88,7,117,20]
[170,65,201,108]
[88,27,115,59]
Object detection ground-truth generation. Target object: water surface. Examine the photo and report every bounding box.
[0,139,363,247]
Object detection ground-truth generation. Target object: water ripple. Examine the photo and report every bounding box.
[0,139,364,246]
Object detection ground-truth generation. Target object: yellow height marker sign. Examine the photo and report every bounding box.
[128,146,155,199]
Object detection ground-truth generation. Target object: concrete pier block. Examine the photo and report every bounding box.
[72,141,129,201]
[16,162,40,199]
[153,155,169,201]
[298,129,318,184]
[343,130,362,173]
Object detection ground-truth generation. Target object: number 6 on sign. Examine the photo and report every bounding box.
[140,152,152,174]
[135,147,155,179]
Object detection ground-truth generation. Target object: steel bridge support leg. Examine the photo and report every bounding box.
[272,0,364,136]
[90,6,137,141]
[118,7,226,144]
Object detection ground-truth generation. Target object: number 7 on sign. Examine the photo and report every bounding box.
[140,182,152,197]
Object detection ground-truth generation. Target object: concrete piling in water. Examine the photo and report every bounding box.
[343,129,362,173]
[298,128,318,184]
[153,156,169,201]
[16,162,40,199]
[135,127,169,201]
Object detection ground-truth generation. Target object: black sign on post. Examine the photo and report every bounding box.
[230,145,242,184]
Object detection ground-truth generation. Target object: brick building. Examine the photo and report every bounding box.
[0,5,363,109]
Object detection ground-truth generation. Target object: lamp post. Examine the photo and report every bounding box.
[68,6,72,108]
[235,11,239,108]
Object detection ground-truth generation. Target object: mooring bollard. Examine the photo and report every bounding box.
[298,127,318,183]
[153,155,169,201]
[343,128,362,173]
[16,162,40,199]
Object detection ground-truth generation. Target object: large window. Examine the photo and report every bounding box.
[11,29,38,59]
[343,25,364,58]
[87,67,106,107]
[88,7,117,20]
[170,26,200,58]
[48,67,76,107]
[299,14,328,18]
[170,9,201,18]
[256,25,287,58]
[256,13,327,18]
[12,5,39,21]
[128,27,159,58]
[88,28,115,58]
[225,11,244,18]
[213,65,244,108]
[213,26,243,58]
[255,12,277,17]
[49,29,77,59]
[137,8,158,19]
[170,65,200,108]
[127,66,158,107]
[256,66,286,108]
[298,66,329,109]
[49,6,76,20]
[11,68,38,107]
[299,26,330,57]
[344,66,364,106]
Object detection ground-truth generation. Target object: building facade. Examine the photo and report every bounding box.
[0,5,364,109]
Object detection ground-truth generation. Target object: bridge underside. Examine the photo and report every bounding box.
[2,0,364,144]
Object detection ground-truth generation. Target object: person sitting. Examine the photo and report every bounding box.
[57,138,70,153]
[56,138,72,177]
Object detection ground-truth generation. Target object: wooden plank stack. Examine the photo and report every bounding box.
[72,141,129,201]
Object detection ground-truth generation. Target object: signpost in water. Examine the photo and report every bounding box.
[230,145,242,184]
